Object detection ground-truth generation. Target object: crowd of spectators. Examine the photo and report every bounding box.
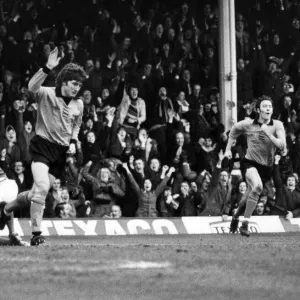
[1,0,300,220]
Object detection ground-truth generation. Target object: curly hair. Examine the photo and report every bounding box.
[55,63,87,87]
[257,95,273,108]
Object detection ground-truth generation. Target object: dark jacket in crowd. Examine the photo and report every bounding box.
[127,171,170,218]
[271,164,300,217]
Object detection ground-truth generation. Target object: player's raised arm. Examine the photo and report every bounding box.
[28,47,61,93]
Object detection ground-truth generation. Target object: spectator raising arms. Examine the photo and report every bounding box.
[122,163,175,217]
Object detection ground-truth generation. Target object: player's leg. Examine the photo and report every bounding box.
[2,172,55,246]
[230,186,250,233]
[4,159,37,215]
[0,180,29,246]
[4,189,34,215]
[48,173,56,189]
[0,179,21,229]
[244,167,263,217]
[240,167,263,237]
[6,214,30,246]
[5,173,55,215]
[30,161,51,246]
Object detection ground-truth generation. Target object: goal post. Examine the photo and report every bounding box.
[218,0,237,132]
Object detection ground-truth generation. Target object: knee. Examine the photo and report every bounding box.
[253,183,263,195]
[33,181,50,199]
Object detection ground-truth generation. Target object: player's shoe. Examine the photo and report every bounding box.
[0,203,10,230]
[230,217,239,233]
[30,235,46,246]
[239,220,251,237]
[9,233,30,246]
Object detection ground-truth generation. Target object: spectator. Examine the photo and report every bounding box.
[153,86,175,125]
[81,112,113,163]
[0,0,299,223]
[169,127,196,172]
[174,90,190,117]
[62,142,85,202]
[104,204,122,218]
[195,135,219,174]
[10,161,33,194]
[187,84,203,116]
[254,201,265,216]
[44,178,63,218]
[122,163,175,217]
[108,123,132,160]
[17,118,36,163]
[82,89,94,119]
[271,154,300,218]
[236,58,253,109]
[82,161,126,217]
[157,186,180,217]
[190,105,210,143]
[230,181,247,216]
[177,181,202,216]
[236,20,252,61]
[117,84,146,138]
[198,150,232,219]
[148,157,164,189]
[0,124,22,164]
[178,69,193,97]
[57,186,77,218]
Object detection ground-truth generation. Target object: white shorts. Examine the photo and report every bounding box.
[0,179,18,203]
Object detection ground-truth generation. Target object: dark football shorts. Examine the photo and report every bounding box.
[240,157,273,184]
[29,135,69,178]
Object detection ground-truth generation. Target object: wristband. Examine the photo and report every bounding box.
[70,139,77,146]
[42,66,51,74]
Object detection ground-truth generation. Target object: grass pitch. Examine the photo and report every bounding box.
[0,234,299,300]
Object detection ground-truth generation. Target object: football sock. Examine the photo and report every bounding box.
[6,212,14,235]
[32,231,42,236]
[30,202,44,233]
[233,199,247,219]
[244,192,259,219]
[233,205,243,219]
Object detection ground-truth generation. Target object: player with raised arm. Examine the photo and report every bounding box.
[0,47,86,246]
[225,96,286,237]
